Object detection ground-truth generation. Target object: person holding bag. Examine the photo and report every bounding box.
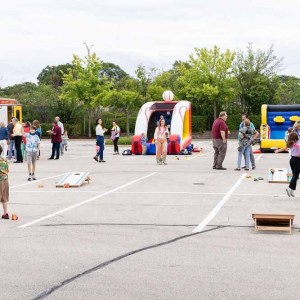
[111,121,120,155]
[235,119,258,171]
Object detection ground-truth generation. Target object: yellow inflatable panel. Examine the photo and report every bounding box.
[290,116,300,122]
[261,139,286,150]
[273,116,285,123]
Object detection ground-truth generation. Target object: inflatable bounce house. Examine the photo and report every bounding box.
[260,104,300,151]
[131,91,192,155]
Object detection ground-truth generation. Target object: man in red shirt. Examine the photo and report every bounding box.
[48,121,62,160]
[211,111,228,170]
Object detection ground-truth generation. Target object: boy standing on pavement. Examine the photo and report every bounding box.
[25,126,40,181]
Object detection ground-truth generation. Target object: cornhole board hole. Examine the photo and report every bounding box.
[252,213,294,234]
[268,168,292,183]
[56,172,90,188]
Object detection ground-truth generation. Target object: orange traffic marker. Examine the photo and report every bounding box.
[11,214,18,221]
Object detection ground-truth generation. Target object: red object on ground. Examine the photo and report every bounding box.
[253,149,261,154]
[131,135,142,155]
[168,135,180,155]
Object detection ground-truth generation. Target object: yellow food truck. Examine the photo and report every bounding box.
[0,98,22,125]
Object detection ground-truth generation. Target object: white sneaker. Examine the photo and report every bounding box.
[286,187,295,197]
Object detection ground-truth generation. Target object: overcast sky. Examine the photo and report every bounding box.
[0,0,299,87]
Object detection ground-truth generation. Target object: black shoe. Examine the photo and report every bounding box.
[252,166,256,170]
[241,166,246,169]
[99,160,106,163]
[245,168,250,171]
[48,157,54,160]
[28,177,32,181]
[54,157,59,160]
[216,167,227,170]
[93,156,99,162]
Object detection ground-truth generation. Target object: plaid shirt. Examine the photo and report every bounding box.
[0,157,9,181]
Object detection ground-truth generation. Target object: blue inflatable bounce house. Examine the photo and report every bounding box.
[260,104,300,151]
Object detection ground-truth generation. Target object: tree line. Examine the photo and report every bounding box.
[1,43,300,137]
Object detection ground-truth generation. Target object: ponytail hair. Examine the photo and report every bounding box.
[287,132,299,148]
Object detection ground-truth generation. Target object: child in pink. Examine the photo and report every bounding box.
[286,132,300,197]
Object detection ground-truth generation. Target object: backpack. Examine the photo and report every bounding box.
[122,149,132,155]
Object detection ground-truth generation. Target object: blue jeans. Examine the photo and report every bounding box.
[237,145,251,168]
[7,139,15,160]
[96,136,104,160]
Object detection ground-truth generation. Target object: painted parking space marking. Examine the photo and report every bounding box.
[19,172,156,228]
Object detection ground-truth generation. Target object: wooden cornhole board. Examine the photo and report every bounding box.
[268,168,292,183]
[252,213,295,234]
[56,172,90,188]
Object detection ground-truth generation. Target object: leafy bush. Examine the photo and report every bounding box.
[192,116,209,132]
[105,137,132,145]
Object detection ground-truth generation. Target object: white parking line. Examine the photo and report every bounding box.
[19,172,156,228]
[192,173,247,233]
[255,154,263,161]
[10,174,66,190]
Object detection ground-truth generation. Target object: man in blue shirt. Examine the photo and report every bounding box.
[239,113,257,170]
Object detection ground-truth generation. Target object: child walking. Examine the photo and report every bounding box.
[0,145,9,219]
[61,130,69,155]
[286,132,300,197]
[25,126,40,181]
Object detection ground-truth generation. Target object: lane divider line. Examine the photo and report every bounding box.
[192,173,247,233]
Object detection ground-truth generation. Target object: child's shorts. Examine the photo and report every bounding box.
[27,151,37,164]
[0,179,9,202]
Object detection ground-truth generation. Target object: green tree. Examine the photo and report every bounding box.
[60,53,112,137]
[277,75,300,104]
[37,64,73,90]
[100,62,129,82]
[234,44,283,113]
[102,89,140,136]
[135,65,159,99]
[177,46,236,119]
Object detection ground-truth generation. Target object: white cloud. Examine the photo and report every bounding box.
[0,0,300,86]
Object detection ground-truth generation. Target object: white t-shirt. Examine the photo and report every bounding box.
[96,125,105,136]
[58,121,64,135]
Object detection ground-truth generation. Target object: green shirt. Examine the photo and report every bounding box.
[0,158,9,181]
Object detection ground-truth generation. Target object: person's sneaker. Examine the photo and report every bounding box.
[99,160,106,163]
[286,187,294,197]
[252,166,256,170]
[216,167,227,170]
[48,157,54,160]
[241,166,246,169]
[32,174,36,180]
[245,168,250,171]
[1,213,9,219]
[93,156,98,162]
[234,168,241,171]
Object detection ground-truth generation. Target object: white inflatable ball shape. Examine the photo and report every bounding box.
[162,90,174,102]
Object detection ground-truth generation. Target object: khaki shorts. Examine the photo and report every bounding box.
[0,179,9,202]
[27,151,37,164]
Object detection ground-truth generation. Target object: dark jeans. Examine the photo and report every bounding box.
[50,142,60,159]
[96,136,104,160]
[113,137,119,153]
[14,136,23,162]
[289,156,300,190]
[212,139,227,168]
